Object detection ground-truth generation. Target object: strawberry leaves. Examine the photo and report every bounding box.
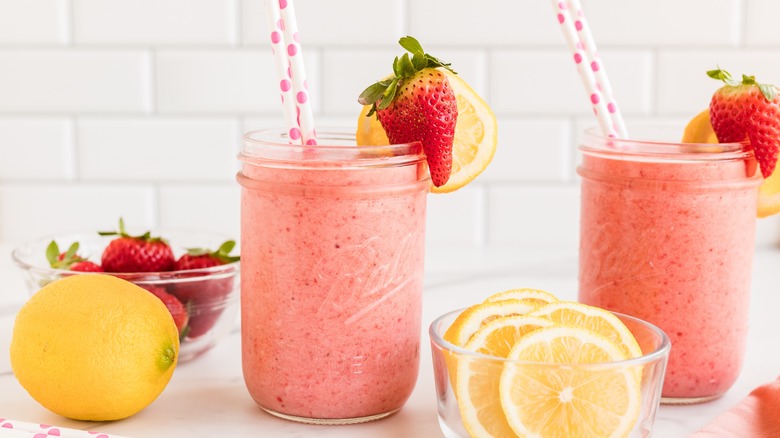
[182,240,240,265]
[708,68,777,101]
[47,240,80,269]
[98,217,167,244]
[359,36,456,115]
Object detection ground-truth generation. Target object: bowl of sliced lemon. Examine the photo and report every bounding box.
[429,288,670,438]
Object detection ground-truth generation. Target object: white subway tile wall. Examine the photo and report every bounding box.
[0,0,778,250]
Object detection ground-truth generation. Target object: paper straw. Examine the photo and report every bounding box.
[552,0,627,138]
[264,0,299,144]
[567,0,627,138]
[0,418,129,438]
[265,0,317,146]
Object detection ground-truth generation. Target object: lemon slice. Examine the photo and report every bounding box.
[454,315,553,438]
[356,70,497,194]
[466,314,554,359]
[443,299,541,347]
[356,104,390,146]
[758,170,780,217]
[529,301,643,359]
[499,326,641,437]
[681,109,719,144]
[683,108,780,217]
[483,288,559,306]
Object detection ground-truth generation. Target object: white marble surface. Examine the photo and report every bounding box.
[1,243,779,437]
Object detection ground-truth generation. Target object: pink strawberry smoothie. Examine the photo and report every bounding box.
[238,130,429,421]
[578,131,761,401]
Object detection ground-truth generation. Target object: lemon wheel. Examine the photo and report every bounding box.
[499,326,641,437]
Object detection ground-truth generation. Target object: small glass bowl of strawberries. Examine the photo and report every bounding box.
[12,218,241,363]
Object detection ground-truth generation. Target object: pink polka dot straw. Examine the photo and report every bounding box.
[0,418,127,438]
[264,0,317,146]
[553,0,627,139]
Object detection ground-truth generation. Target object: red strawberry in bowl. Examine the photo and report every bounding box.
[358,36,458,187]
[98,218,175,273]
[140,284,189,338]
[708,68,780,178]
[46,240,103,272]
[170,240,240,338]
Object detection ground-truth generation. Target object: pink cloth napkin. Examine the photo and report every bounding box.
[690,376,780,437]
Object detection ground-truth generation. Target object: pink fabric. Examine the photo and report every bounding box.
[691,376,780,437]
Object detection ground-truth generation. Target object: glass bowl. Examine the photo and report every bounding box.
[11,230,240,363]
[429,308,671,438]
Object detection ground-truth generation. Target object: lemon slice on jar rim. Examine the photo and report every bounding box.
[356,70,497,194]
[682,108,780,217]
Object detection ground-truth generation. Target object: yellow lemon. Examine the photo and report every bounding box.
[356,70,497,193]
[683,108,780,217]
[499,326,641,437]
[10,274,179,421]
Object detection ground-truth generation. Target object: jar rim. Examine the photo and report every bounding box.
[581,127,753,162]
[239,128,426,168]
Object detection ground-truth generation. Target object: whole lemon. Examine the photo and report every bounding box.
[10,274,179,421]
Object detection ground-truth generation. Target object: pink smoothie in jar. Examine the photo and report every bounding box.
[578,127,761,403]
[237,129,429,423]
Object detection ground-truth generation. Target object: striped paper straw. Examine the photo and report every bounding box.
[553,0,627,138]
[266,0,317,146]
[264,0,299,144]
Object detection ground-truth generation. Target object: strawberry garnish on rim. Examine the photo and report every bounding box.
[358,36,458,187]
[708,68,780,178]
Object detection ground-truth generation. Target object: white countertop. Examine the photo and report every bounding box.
[1,243,779,437]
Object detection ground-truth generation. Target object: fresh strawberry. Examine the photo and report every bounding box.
[46,240,103,272]
[174,240,240,271]
[708,68,780,178]
[141,285,189,337]
[69,260,104,272]
[98,218,175,273]
[170,240,239,338]
[358,36,458,187]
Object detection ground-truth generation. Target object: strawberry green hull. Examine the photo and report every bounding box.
[238,132,428,422]
[578,132,761,402]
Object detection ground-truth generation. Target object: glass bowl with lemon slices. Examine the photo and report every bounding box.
[429,289,671,438]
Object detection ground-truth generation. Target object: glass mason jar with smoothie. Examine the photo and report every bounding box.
[238,37,496,423]
[579,69,780,404]
[578,127,761,403]
[238,130,430,423]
